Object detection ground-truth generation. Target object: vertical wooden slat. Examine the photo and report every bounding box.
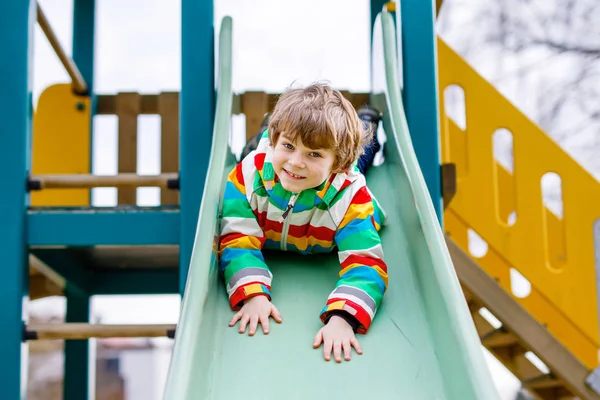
[241,91,269,142]
[116,93,141,205]
[340,90,354,106]
[159,92,180,205]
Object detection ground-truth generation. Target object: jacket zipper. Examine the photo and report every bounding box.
[280,193,298,250]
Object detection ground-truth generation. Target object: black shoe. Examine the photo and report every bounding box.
[356,105,382,175]
[357,105,382,133]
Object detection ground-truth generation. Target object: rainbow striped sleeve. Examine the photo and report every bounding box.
[219,163,271,310]
[320,186,388,334]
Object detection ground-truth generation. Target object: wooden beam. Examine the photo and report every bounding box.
[159,92,180,205]
[447,237,600,400]
[29,173,178,190]
[25,323,176,340]
[97,94,160,115]
[29,274,63,300]
[241,91,270,142]
[116,93,141,205]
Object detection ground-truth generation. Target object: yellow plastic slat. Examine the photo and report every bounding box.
[32,84,91,206]
[438,37,600,368]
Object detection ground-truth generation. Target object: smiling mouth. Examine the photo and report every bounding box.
[284,169,305,180]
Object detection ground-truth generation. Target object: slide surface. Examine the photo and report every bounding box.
[164,12,499,400]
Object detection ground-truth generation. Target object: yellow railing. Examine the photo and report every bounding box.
[438,37,600,369]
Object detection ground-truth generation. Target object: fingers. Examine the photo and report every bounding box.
[260,314,270,335]
[248,315,259,336]
[238,314,250,334]
[351,337,363,355]
[271,304,283,323]
[333,340,343,363]
[323,338,333,361]
[343,339,352,361]
[313,330,323,349]
[229,311,242,327]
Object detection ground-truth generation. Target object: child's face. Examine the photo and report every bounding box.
[272,133,337,193]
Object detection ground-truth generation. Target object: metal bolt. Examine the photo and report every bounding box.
[76,102,85,111]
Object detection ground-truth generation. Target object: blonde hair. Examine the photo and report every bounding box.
[268,82,373,172]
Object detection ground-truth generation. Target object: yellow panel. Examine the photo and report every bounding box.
[31,84,91,206]
[446,211,597,368]
[438,38,600,368]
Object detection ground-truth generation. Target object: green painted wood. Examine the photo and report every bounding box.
[64,291,92,400]
[0,2,35,397]
[165,12,499,400]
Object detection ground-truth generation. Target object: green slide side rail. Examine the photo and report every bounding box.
[164,12,499,400]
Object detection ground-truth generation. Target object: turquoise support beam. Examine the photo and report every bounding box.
[179,0,215,293]
[398,0,442,223]
[72,0,95,92]
[64,291,92,400]
[0,2,35,398]
[72,0,96,198]
[28,208,180,246]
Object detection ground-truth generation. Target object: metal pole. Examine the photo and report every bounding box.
[0,2,35,398]
[180,0,215,293]
[36,2,88,94]
[399,0,443,223]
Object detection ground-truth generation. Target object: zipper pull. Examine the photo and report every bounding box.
[281,194,298,220]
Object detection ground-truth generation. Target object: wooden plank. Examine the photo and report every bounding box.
[116,93,141,205]
[29,274,63,300]
[99,91,371,116]
[158,92,180,205]
[447,237,600,400]
[340,91,370,110]
[241,91,269,142]
[97,94,159,115]
[471,311,497,339]
[441,162,457,209]
[436,0,444,16]
[26,323,176,340]
[482,329,519,349]
[31,173,177,189]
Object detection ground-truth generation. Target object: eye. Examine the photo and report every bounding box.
[309,152,321,158]
[282,142,294,150]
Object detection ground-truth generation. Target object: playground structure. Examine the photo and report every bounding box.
[1,1,600,399]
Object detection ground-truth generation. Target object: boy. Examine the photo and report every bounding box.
[218,83,388,363]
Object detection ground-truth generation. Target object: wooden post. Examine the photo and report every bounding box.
[116,92,141,205]
[159,92,180,205]
[241,91,269,142]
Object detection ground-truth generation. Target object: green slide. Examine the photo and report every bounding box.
[164,11,499,400]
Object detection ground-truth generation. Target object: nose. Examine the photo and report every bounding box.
[288,151,306,169]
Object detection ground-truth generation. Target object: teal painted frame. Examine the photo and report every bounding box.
[28,209,180,246]
[0,1,35,398]
[179,0,216,293]
[398,0,443,223]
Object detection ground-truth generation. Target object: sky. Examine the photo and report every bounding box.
[26,0,547,398]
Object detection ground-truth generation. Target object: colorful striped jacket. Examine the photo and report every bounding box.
[218,131,388,334]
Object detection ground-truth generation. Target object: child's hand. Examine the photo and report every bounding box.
[313,315,363,362]
[228,295,282,336]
